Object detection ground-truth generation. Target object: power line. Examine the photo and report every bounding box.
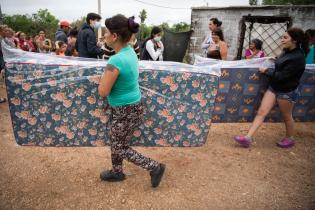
[133,0,190,10]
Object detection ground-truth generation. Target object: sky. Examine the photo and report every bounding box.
[1,0,249,25]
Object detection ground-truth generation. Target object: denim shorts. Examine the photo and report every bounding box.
[268,86,300,103]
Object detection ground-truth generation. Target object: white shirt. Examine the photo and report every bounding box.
[201,34,213,56]
[145,39,164,61]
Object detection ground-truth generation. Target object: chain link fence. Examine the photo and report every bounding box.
[237,16,292,59]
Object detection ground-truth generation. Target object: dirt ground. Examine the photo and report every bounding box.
[1,86,315,210]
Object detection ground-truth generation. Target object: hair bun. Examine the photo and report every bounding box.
[218,21,222,27]
[127,16,139,33]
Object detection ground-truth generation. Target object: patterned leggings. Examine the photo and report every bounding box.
[109,102,159,173]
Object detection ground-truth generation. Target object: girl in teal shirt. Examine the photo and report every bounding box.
[98,15,165,188]
[305,29,315,64]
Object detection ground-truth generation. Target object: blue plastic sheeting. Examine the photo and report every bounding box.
[194,56,315,123]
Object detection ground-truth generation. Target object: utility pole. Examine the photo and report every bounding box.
[97,0,102,40]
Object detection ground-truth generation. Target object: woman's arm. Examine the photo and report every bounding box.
[201,35,211,50]
[220,42,228,60]
[44,39,52,50]
[98,64,119,97]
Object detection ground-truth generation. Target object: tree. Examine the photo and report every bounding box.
[139,9,147,24]
[249,0,258,5]
[171,22,191,32]
[71,16,86,29]
[262,0,314,4]
[3,9,59,40]
[138,9,148,41]
[160,22,170,30]
[139,25,152,41]
[3,14,33,35]
[31,9,59,39]
[159,22,191,33]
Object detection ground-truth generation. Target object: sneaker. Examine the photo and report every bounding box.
[100,170,126,182]
[276,138,295,148]
[150,163,166,188]
[234,135,252,147]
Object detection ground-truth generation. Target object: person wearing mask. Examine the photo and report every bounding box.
[55,20,71,44]
[98,14,166,187]
[305,29,315,64]
[234,27,309,148]
[36,31,52,53]
[142,26,164,61]
[76,13,105,58]
[207,28,228,60]
[245,38,265,59]
[201,17,222,57]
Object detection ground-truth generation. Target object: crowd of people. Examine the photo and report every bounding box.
[0,13,315,188]
[0,13,166,63]
[1,15,314,62]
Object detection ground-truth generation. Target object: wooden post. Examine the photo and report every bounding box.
[97,0,102,40]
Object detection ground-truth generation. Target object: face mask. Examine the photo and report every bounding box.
[95,22,101,29]
[153,36,161,42]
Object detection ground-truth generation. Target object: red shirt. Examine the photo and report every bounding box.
[18,40,36,52]
[19,40,30,51]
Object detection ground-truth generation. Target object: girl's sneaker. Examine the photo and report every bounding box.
[100,170,126,182]
[234,135,252,147]
[276,138,295,148]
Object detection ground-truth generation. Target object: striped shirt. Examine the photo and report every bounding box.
[103,40,140,60]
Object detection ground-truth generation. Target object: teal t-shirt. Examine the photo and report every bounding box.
[107,46,141,106]
[306,45,314,64]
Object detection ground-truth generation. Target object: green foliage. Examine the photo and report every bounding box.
[139,9,147,24]
[3,9,59,40]
[249,0,258,5]
[139,24,152,41]
[160,22,170,30]
[262,0,314,4]
[2,14,33,34]
[137,9,190,41]
[71,16,86,29]
[169,22,191,33]
[138,22,191,41]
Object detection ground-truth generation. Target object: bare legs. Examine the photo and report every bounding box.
[246,90,276,138]
[277,98,295,138]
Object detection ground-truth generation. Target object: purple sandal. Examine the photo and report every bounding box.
[276,138,295,148]
[234,135,252,147]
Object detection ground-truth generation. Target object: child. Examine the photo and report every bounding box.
[245,39,265,59]
[55,41,67,56]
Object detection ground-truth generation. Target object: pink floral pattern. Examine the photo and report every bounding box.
[5,62,218,147]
